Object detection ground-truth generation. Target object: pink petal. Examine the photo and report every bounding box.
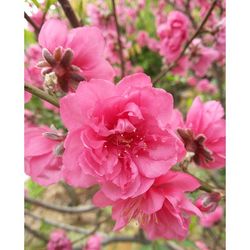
[39,19,67,52]
[141,188,165,214]
[82,59,115,81]
[117,73,152,93]
[66,26,105,69]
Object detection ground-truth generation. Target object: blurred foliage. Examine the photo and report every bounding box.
[25,179,45,199]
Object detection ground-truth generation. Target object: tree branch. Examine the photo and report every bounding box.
[24,12,40,36]
[58,0,80,28]
[25,196,97,214]
[111,0,125,77]
[60,182,80,206]
[102,235,150,246]
[153,0,218,84]
[25,210,92,235]
[25,84,60,107]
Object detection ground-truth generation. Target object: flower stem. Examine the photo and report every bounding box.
[58,0,80,28]
[25,84,59,107]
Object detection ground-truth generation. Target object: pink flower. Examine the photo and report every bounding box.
[24,45,43,85]
[171,56,189,76]
[200,206,223,228]
[195,192,221,213]
[27,10,44,32]
[187,76,198,86]
[47,230,72,250]
[60,73,186,200]
[93,171,201,240]
[158,11,190,62]
[190,39,219,77]
[25,126,65,186]
[38,19,115,92]
[195,241,210,250]
[215,18,226,59]
[196,79,218,94]
[137,31,149,47]
[177,97,225,169]
[137,31,160,52]
[25,90,32,103]
[84,234,102,250]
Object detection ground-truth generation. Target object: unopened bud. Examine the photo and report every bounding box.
[61,48,74,67]
[53,142,65,156]
[42,48,56,66]
[43,131,65,141]
[195,192,221,213]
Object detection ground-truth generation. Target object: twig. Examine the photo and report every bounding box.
[25,196,97,214]
[184,0,197,29]
[25,84,60,107]
[60,182,80,206]
[25,210,92,235]
[58,0,80,28]
[25,223,48,242]
[111,0,125,77]
[24,12,40,36]
[153,0,218,84]
[166,241,185,250]
[102,235,150,246]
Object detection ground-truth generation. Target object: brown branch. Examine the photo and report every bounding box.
[153,0,218,84]
[111,0,125,77]
[58,0,80,28]
[25,196,97,214]
[25,210,92,235]
[60,182,80,206]
[25,84,60,107]
[24,12,40,36]
[102,235,150,246]
[184,0,197,29]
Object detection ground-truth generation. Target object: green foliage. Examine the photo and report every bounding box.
[39,220,53,234]
[182,239,197,248]
[28,0,40,8]
[45,0,57,12]
[25,179,45,198]
[25,96,64,129]
[24,29,36,49]
[132,48,162,78]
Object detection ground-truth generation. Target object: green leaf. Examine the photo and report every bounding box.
[25,179,45,198]
[24,29,36,49]
[45,0,57,12]
[29,0,40,8]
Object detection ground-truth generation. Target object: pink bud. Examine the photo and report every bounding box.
[195,192,221,213]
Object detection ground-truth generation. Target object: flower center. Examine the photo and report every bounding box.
[177,128,214,165]
[105,130,147,158]
[37,47,84,93]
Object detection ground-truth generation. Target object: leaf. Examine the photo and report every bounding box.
[24,29,36,49]
[25,179,45,198]
[45,0,57,12]
[29,0,40,8]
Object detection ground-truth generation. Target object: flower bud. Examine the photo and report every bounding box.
[195,192,221,213]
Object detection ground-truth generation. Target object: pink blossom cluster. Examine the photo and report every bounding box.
[86,0,146,76]
[84,234,102,250]
[47,230,72,250]
[25,73,225,240]
[24,0,225,243]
